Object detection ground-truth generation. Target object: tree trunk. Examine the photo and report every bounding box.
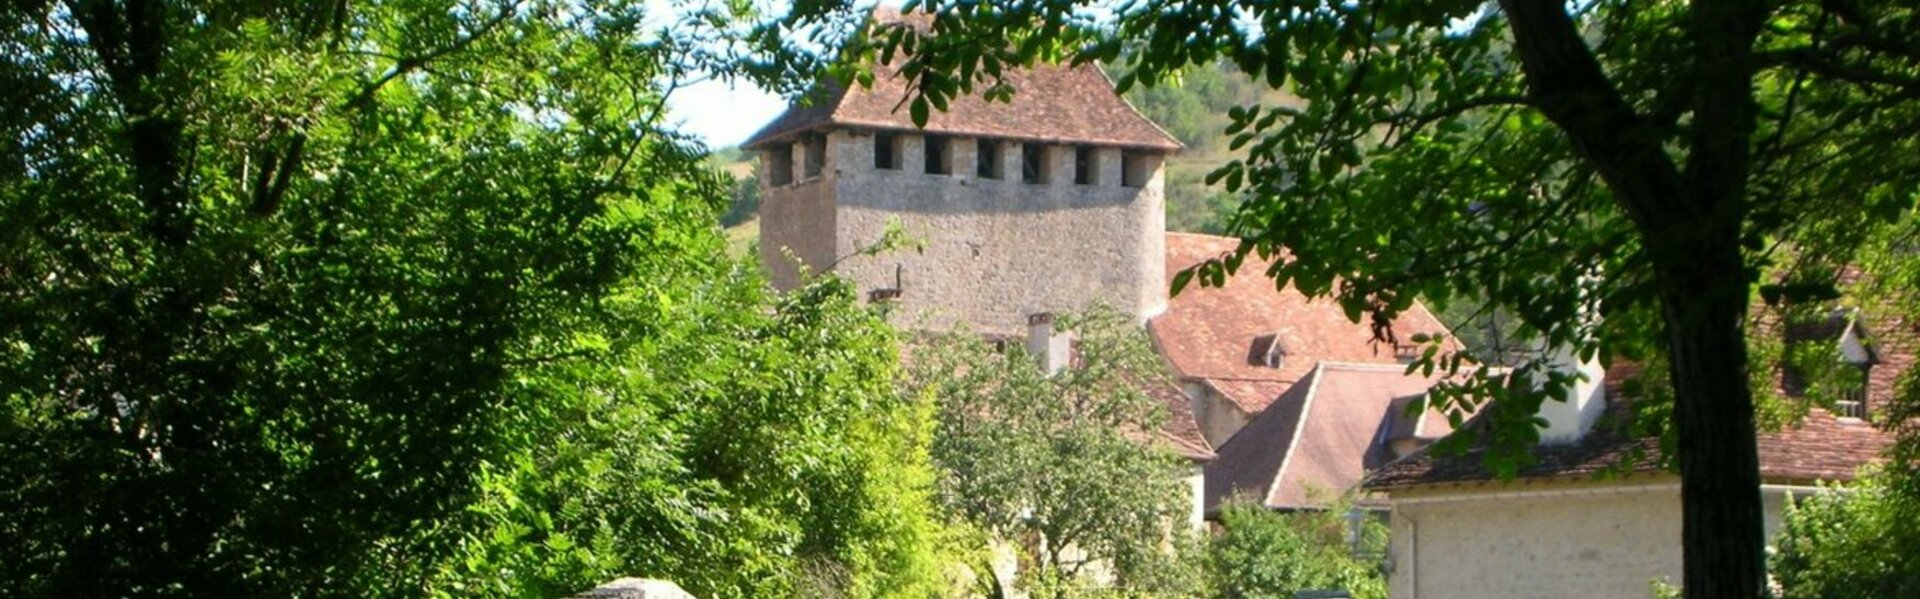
[1499,0,1771,595]
[1660,246,1767,599]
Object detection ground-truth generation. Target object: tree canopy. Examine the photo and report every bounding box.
[904,308,1199,597]
[1,1,954,596]
[1202,500,1385,599]
[762,0,1920,596]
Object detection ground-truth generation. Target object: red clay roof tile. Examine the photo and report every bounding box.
[1206,363,1455,509]
[1364,366,1895,490]
[1151,233,1458,414]
[744,9,1180,151]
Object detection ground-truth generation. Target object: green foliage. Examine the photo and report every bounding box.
[763,1,1920,591]
[1771,471,1920,599]
[1114,62,1275,235]
[0,2,952,597]
[1651,579,1684,599]
[720,172,762,228]
[1763,216,1920,599]
[905,307,1199,597]
[429,274,958,598]
[1119,63,1263,153]
[1202,502,1386,599]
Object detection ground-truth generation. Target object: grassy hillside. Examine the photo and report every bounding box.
[1122,63,1302,235]
[724,216,758,257]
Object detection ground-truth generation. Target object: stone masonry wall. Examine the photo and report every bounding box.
[763,127,1168,334]
[759,140,838,290]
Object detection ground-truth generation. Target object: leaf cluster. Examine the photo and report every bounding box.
[0,1,956,597]
[904,307,1197,596]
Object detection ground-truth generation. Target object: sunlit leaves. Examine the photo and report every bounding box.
[904,307,1197,594]
[1,1,951,596]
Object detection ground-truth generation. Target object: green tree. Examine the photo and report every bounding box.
[0,1,952,596]
[764,1,1920,595]
[1766,210,1920,599]
[1203,501,1385,599]
[904,308,1198,597]
[720,172,762,227]
[430,274,958,598]
[1771,470,1920,599]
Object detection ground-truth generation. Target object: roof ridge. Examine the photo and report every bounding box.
[1318,360,1423,373]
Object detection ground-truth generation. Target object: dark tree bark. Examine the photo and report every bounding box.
[1499,0,1769,596]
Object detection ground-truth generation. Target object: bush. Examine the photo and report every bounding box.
[1771,470,1920,599]
[1203,501,1386,599]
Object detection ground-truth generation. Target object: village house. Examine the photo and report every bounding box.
[1155,233,1460,513]
[1361,293,1907,599]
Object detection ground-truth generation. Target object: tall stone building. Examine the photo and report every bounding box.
[741,11,1181,333]
[745,9,1468,524]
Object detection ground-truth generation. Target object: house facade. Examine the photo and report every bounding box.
[1365,358,1898,598]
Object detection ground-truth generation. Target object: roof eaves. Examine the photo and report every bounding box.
[1090,65,1185,152]
[827,118,1185,151]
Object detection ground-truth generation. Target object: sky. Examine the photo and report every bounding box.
[666,78,786,149]
[658,0,912,148]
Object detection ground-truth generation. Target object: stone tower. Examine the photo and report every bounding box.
[741,10,1180,333]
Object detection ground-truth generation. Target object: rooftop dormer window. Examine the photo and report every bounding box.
[1251,332,1289,369]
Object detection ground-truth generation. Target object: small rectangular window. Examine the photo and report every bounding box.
[925,135,951,175]
[766,143,793,186]
[875,131,900,170]
[1074,146,1096,185]
[1022,143,1048,184]
[1122,150,1153,188]
[803,134,826,177]
[976,138,1002,179]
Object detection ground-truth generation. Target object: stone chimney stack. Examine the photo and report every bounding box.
[1027,313,1072,375]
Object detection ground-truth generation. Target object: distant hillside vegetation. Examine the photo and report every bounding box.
[1120,62,1298,235]
[708,148,760,256]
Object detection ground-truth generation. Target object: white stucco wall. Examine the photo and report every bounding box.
[1186,465,1207,531]
[1383,477,1810,599]
[1196,386,1251,448]
[1386,479,1683,599]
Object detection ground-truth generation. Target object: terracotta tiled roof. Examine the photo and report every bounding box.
[1859,300,1918,420]
[1140,376,1218,462]
[742,8,1180,151]
[1364,365,1894,490]
[1150,233,1458,415]
[1205,362,1454,510]
[1758,407,1898,484]
[1750,268,1919,419]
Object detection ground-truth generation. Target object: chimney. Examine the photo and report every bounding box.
[1538,271,1605,444]
[1026,313,1071,375]
[1537,345,1606,444]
